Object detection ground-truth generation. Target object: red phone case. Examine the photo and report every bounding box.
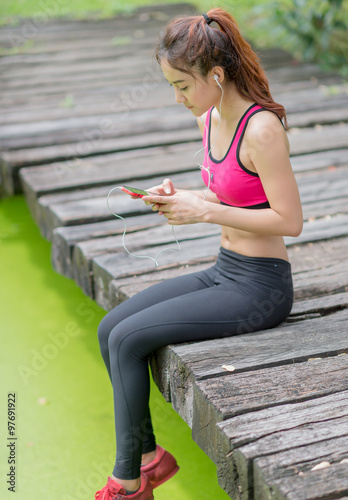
[120,187,146,198]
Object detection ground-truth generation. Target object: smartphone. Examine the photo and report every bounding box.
[120,186,149,198]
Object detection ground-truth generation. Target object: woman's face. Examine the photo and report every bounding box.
[160,58,222,117]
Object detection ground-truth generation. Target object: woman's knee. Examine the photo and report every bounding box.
[97,311,118,351]
[107,322,131,354]
[107,321,150,362]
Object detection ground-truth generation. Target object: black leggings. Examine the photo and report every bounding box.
[97,247,293,479]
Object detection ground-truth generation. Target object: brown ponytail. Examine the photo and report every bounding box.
[155,8,288,129]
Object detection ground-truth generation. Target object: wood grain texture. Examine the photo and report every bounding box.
[216,391,348,500]
[2,5,348,499]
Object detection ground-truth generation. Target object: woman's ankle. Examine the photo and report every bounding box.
[141,449,157,466]
[111,475,141,493]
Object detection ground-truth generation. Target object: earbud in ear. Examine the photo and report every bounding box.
[214,74,219,82]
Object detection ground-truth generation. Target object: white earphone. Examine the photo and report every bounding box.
[214,74,223,91]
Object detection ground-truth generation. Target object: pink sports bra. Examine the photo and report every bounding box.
[201,103,270,209]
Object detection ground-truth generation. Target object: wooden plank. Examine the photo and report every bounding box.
[73,223,219,297]
[288,106,348,128]
[151,308,348,393]
[3,57,316,106]
[256,461,348,500]
[41,166,348,307]
[52,214,160,278]
[93,234,221,310]
[3,128,200,194]
[53,210,348,301]
[21,159,348,235]
[285,214,348,246]
[49,170,204,270]
[18,145,345,205]
[3,58,326,89]
[3,104,348,153]
[3,82,348,126]
[291,249,348,300]
[88,229,348,310]
[254,436,348,500]
[95,237,348,313]
[0,50,156,85]
[1,72,340,110]
[0,57,167,100]
[1,84,174,125]
[190,355,348,463]
[266,63,344,85]
[37,170,204,239]
[216,393,348,500]
[4,119,345,164]
[301,197,348,220]
[289,236,348,274]
[291,150,348,174]
[0,43,155,73]
[0,105,196,150]
[0,73,347,149]
[0,61,165,102]
[21,144,200,200]
[24,148,348,209]
[276,85,348,115]
[87,219,348,305]
[4,115,347,196]
[19,152,348,239]
[288,123,348,156]
[224,391,348,446]
[289,291,348,318]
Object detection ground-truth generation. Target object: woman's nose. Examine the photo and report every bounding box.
[174,88,186,104]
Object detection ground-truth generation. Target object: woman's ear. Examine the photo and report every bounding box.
[211,66,225,85]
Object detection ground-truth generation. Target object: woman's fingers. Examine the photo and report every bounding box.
[162,178,175,195]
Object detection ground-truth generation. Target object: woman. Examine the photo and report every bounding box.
[95,8,302,499]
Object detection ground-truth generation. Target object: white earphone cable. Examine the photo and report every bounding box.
[106,187,180,267]
[195,78,224,200]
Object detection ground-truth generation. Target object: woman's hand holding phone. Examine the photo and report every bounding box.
[122,178,179,216]
[141,179,176,211]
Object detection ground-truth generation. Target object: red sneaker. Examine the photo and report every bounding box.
[141,445,179,489]
[95,473,153,500]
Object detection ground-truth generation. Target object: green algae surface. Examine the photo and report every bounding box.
[0,196,230,500]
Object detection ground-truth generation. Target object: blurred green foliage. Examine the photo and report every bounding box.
[252,0,348,76]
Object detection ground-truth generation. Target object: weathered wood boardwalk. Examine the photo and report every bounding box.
[2,4,348,499]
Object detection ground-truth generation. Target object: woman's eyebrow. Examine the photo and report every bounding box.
[165,78,186,84]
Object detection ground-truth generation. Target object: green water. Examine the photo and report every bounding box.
[0,196,230,500]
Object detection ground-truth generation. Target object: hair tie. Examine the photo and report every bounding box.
[202,13,213,25]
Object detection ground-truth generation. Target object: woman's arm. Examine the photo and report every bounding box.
[203,112,303,236]
[143,112,303,238]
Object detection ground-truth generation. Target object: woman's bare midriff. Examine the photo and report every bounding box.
[220,225,289,262]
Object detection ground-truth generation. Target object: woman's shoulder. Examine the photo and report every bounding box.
[246,108,289,151]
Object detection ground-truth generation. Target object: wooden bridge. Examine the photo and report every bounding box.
[1,4,348,498]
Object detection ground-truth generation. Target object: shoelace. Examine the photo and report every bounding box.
[95,477,126,500]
